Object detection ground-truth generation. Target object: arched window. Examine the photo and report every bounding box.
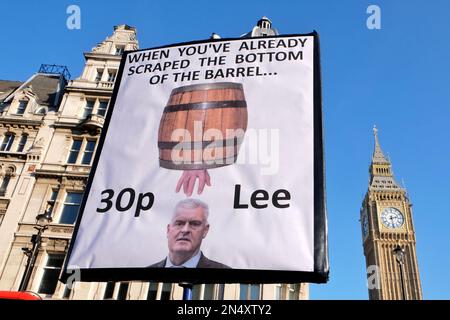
[0,176,10,196]
[16,134,27,152]
[0,167,14,196]
[35,107,46,115]
[0,134,15,151]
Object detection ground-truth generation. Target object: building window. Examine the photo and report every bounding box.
[146,282,158,300]
[97,101,108,116]
[47,188,59,215]
[192,284,202,300]
[1,134,15,151]
[117,282,129,300]
[287,284,300,300]
[107,70,117,82]
[35,107,46,115]
[239,284,246,300]
[83,141,96,164]
[217,284,225,300]
[104,282,116,299]
[115,46,125,55]
[0,102,10,113]
[16,100,28,115]
[59,192,83,224]
[160,283,172,300]
[0,167,14,196]
[239,284,261,300]
[191,284,216,300]
[81,140,96,165]
[67,139,82,164]
[95,69,104,82]
[38,254,65,295]
[62,285,72,299]
[82,100,95,118]
[67,139,97,165]
[275,285,282,300]
[250,284,261,300]
[82,99,109,117]
[203,284,215,300]
[16,134,27,152]
[0,176,11,196]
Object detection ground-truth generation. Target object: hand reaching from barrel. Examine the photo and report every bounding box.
[175,169,211,196]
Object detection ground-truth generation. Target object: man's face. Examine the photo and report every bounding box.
[167,206,209,259]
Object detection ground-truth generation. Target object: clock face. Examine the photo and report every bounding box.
[381,207,404,229]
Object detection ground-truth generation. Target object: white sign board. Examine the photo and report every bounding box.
[63,33,328,284]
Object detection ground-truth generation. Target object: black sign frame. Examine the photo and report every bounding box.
[61,31,329,285]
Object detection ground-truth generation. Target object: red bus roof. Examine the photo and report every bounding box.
[0,291,42,300]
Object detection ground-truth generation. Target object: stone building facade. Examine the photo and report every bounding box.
[0,24,308,300]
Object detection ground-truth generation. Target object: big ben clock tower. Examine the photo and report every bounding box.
[361,127,423,300]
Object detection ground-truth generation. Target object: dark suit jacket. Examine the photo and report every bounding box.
[148,252,231,269]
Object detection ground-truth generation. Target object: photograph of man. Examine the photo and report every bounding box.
[149,198,231,268]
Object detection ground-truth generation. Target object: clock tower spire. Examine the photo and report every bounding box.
[361,127,423,300]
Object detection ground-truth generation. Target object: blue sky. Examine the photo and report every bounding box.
[2,0,450,299]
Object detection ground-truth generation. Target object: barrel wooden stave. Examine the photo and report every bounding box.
[158,82,247,170]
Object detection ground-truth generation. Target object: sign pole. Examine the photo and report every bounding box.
[179,282,193,300]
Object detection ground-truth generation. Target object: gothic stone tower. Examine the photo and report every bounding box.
[360,127,422,300]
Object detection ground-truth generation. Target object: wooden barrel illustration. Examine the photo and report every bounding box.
[158,82,248,170]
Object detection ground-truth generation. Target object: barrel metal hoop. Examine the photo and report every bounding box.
[170,82,243,95]
[164,100,247,113]
[159,155,238,170]
[158,137,243,150]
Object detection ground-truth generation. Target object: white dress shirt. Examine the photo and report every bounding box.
[165,250,202,268]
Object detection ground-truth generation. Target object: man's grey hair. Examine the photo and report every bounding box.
[173,198,209,221]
